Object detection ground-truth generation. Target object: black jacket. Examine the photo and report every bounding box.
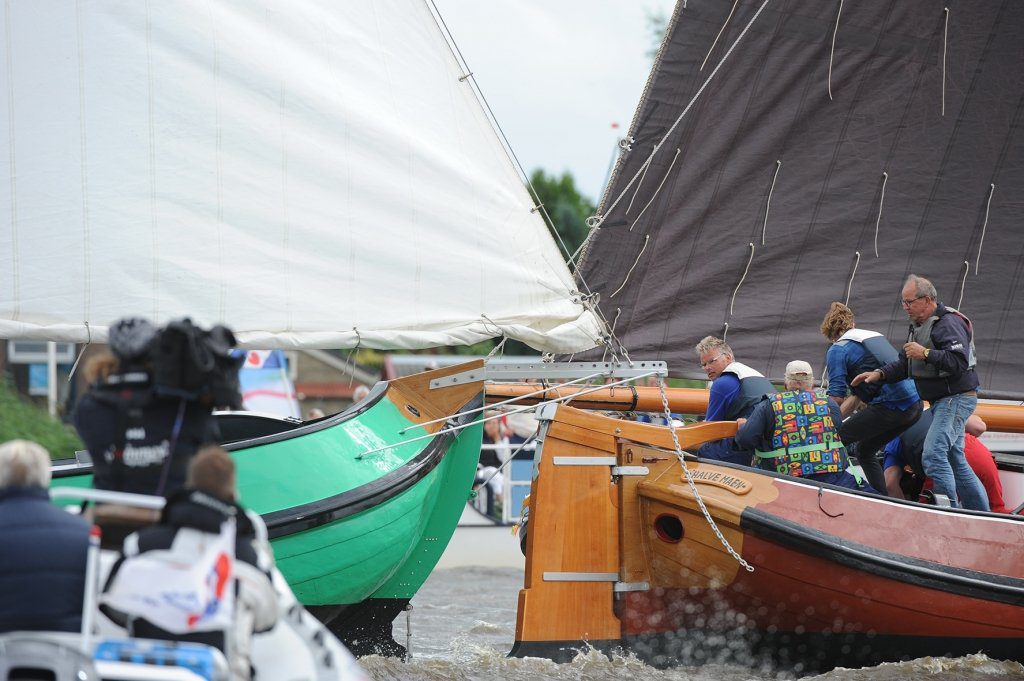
[0,487,91,633]
[74,379,220,496]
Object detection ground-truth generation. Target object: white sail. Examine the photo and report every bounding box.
[0,0,603,353]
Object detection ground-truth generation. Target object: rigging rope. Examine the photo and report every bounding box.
[729,243,755,316]
[626,154,654,215]
[873,171,888,257]
[701,0,739,72]
[828,0,844,101]
[610,235,650,299]
[975,183,995,274]
[67,320,92,382]
[629,148,681,231]
[762,160,782,245]
[956,260,970,309]
[657,377,754,572]
[843,251,861,306]
[942,8,950,116]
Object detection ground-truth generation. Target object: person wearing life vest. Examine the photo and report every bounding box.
[820,302,923,496]
[852,274,988,511]
[734,361,867,490]
[882,411,1008,512]
[695,336,775,465]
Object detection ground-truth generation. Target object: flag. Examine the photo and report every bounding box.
[102,519,236,634]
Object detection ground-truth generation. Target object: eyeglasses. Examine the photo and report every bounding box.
[700,354,725,369]
[900,295,925,307]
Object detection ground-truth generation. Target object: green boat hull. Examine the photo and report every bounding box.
[52,375,483,653]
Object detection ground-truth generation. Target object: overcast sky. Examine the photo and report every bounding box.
[433,0,676,204]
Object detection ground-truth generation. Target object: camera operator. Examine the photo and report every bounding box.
[73,317,241,498]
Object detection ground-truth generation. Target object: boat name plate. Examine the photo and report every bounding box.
[543,572,618,582]
[686,469,753,495]
[553,456,617,466]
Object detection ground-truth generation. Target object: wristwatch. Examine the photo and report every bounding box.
[923,348,930,360]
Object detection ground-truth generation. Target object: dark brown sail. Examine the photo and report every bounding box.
[577,0,1024,398]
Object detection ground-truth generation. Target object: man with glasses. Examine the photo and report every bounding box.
[852,274,987,510]
[694,336,775,464]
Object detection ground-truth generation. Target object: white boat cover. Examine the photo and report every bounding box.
[0,1,603,353]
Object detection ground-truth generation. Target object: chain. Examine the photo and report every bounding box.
[657,377,754,572]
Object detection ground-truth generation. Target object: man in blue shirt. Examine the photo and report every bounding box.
[695,336,774,465]
[820,302,922,496]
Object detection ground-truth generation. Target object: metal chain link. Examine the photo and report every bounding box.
[657,377,755,572]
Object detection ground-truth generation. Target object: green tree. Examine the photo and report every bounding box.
[0,378,83,459]
[528,169,595,264]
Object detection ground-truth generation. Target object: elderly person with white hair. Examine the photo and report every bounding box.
[733,362,872,492]
[0,439,91,633]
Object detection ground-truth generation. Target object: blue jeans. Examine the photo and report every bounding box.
[922,393,989,510]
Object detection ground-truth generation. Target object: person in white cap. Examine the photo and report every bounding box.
[733,361,870,491]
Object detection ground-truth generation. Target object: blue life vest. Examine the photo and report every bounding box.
[831,328,899,403]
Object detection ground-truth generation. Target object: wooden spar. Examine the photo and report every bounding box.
[484,383,1024,434]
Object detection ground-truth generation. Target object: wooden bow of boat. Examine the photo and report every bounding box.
[486,383,1024,433]
[511,403,1024,672]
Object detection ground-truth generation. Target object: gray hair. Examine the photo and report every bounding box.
[905,274,937,300]
[0,439,52,489]
[694,335,733,358]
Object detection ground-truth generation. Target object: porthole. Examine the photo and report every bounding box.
[654,514,684,543]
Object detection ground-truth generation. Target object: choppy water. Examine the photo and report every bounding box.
[360,567,1024,681]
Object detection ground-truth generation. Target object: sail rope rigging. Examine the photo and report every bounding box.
[956,260,970,309]
[700,0,739,72]
[729,243,755,316]
[629,148,681,231]
[873,171,888,257]
[609,235,650,299]
[975,183,995,274]
[942,7,950,116]
[67,320,92,382]
[590,0,772,230]
[762,160,782,245]
[625,152,654,215]
[425,0,620,357]
[657,377,754,572]
[843,251,861,306]
[828,0,844,101]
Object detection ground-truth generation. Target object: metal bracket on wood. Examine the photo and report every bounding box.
[428,360,667,388]
[611,466,649,476]
[543,572,618,582]
[553,456,617,466]
[614,581,650,593]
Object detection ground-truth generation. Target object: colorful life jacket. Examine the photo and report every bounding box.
[755,389,845,477]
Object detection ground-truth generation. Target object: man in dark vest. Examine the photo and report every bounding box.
[695,335,775,465]
[734,361,866,490]
[852,274,987,510]
[820,302,923,495]
[0,440,91,634]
